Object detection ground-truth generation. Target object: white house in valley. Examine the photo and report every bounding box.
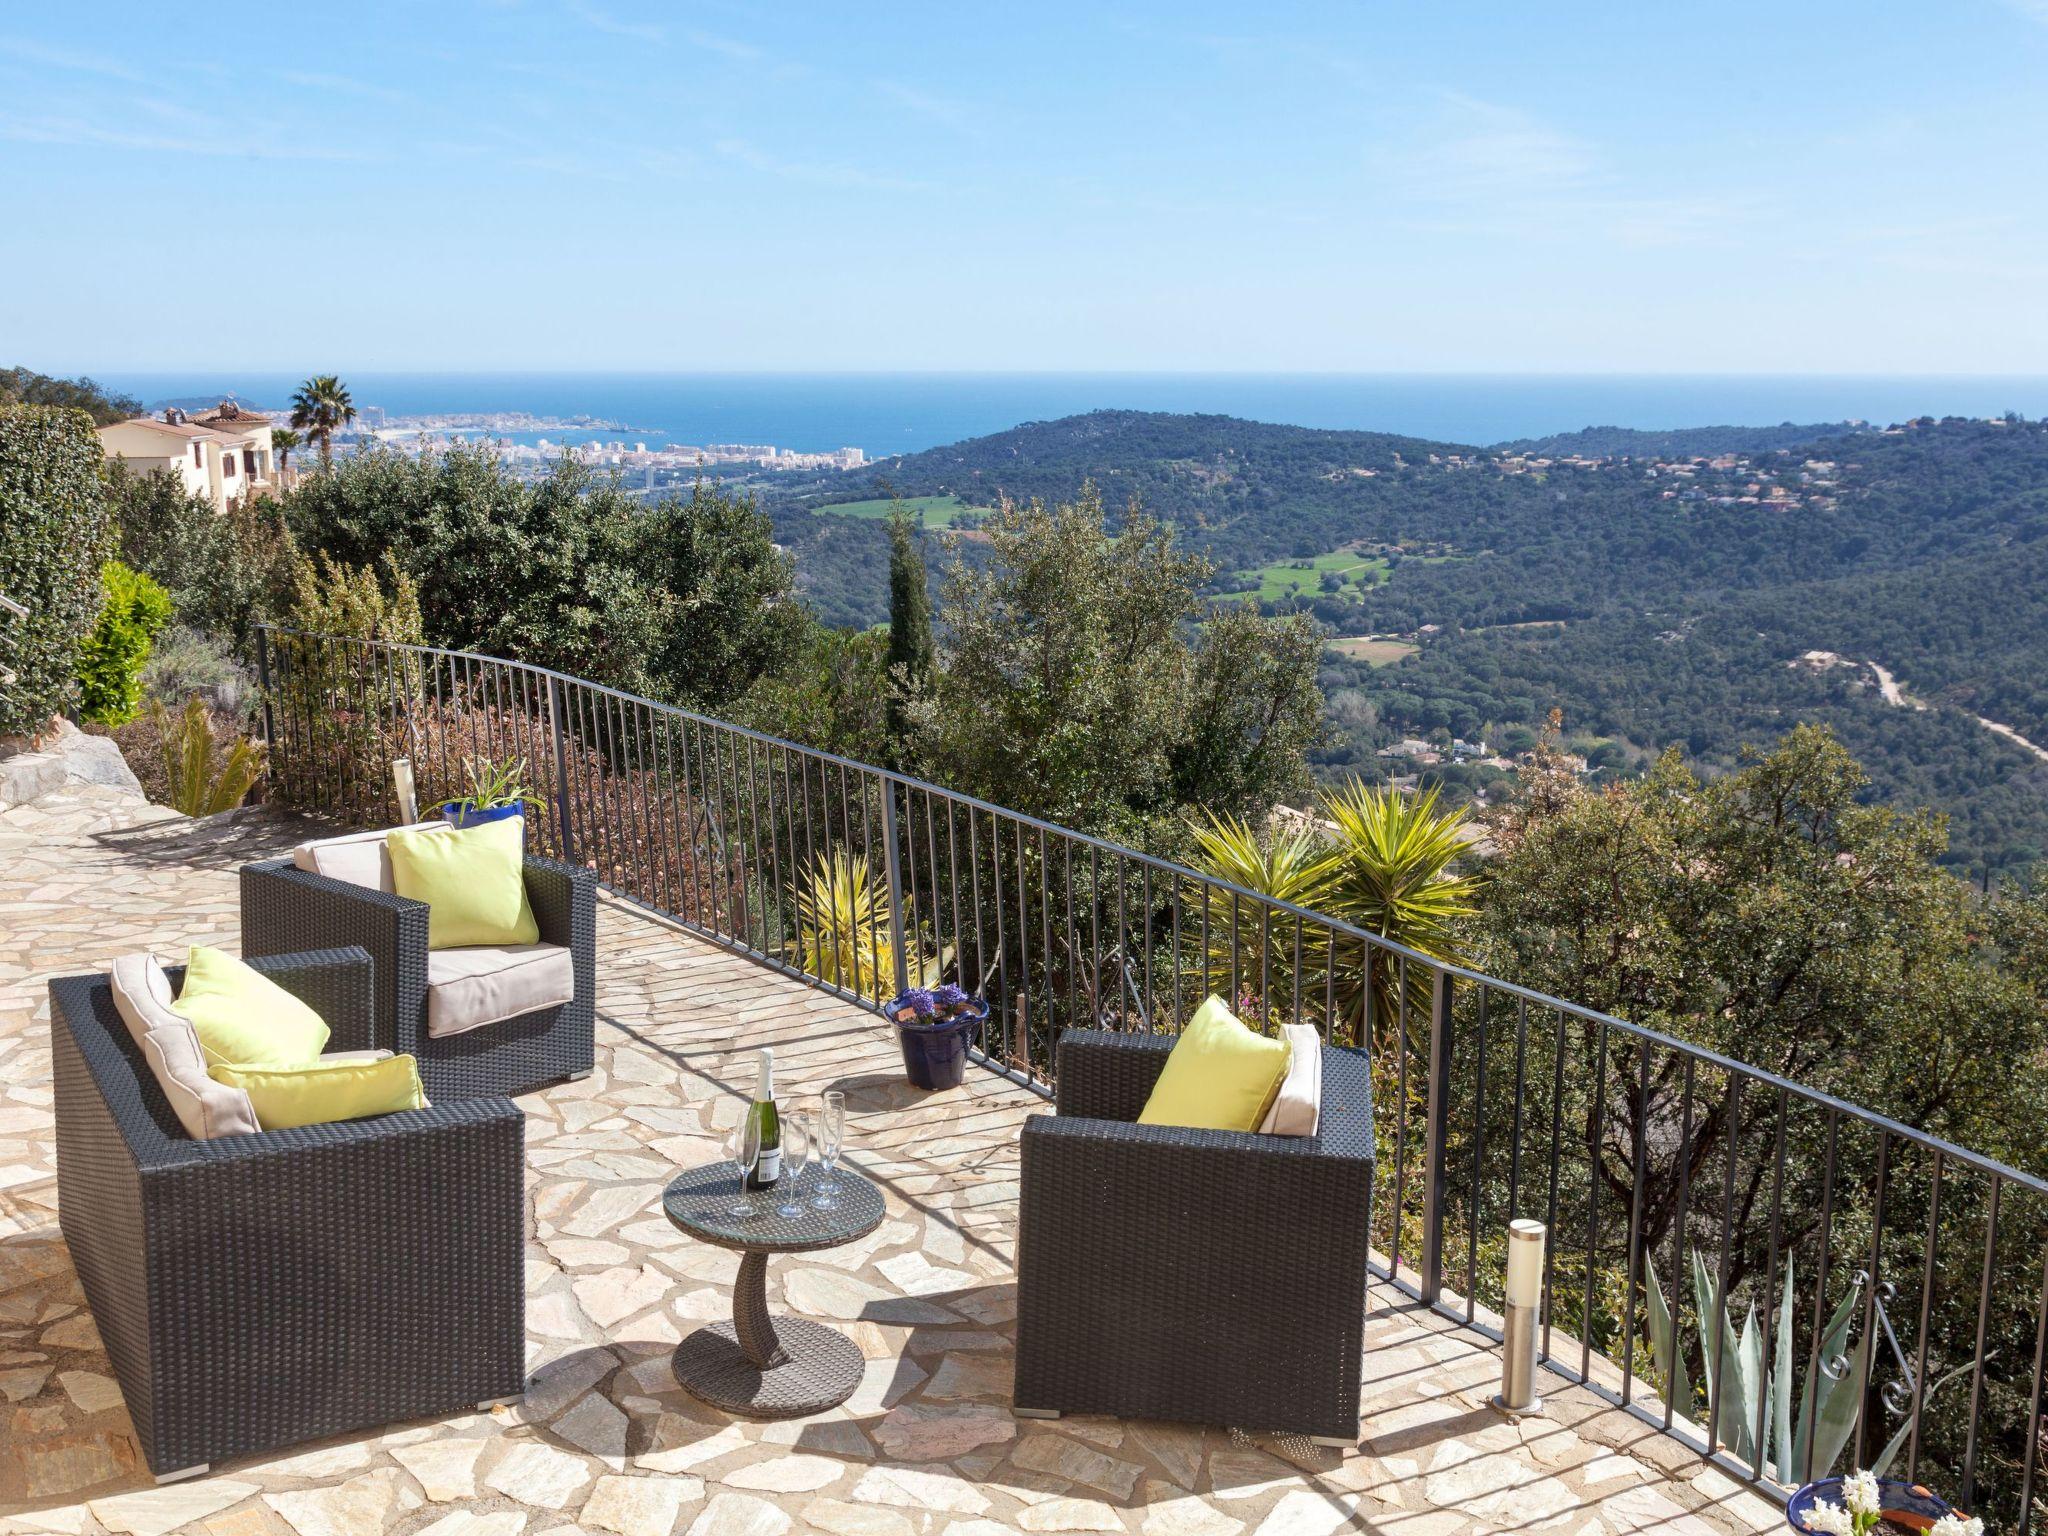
[97,401,286,512]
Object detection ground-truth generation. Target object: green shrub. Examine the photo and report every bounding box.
[0,405,112,737]
[142,623,255,721]
[111,461,298,644]
[76,560,172,725]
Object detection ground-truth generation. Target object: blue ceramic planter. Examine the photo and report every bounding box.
[894,1005,986,1091]
[1785,1476,1960,1532]
[440,800,527,844]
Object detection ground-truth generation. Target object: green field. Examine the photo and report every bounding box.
[1327,635,1420,666]
[1220,551,1390,603]
[812,494,990,527]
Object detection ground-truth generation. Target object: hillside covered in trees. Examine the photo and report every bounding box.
[768,409,2048,878]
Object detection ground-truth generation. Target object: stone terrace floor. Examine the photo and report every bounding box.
[0,784,1786,1536]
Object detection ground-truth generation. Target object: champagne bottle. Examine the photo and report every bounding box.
[746,1048,782,1190]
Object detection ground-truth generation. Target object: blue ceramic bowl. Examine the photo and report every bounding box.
[1785,1476,1960,1532]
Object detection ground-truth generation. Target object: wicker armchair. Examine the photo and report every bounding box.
[1015,1028,1376,1444]
[237,853,596,1100]
[50,947,526,1481]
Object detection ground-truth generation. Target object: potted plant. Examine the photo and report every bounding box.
[1786,1468,1979,1535]
[886,983,988,1091]
[439,755,541,842]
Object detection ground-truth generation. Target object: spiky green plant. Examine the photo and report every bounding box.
[790,847,954,1000]
[792,850,895,996]
[1184,811,1335,1025]
[443,755,546,818]
[152,694,264,817]
[1314,780,1482,1049]
[1641,1249,1868,1482]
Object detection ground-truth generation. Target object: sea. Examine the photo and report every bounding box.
[95,372,2048,459]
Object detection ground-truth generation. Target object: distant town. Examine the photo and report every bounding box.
[343,408,868,486]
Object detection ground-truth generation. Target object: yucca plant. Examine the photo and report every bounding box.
[152,694,265,817]
[1315,779,1482,1051]
[792,850,896,995]
[1184,810,1335,1024]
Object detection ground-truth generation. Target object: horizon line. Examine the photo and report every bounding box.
[80,367,2048,382]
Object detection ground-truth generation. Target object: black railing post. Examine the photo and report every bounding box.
[254,626,276,754]
[1419,965,1456,1307]
[546,673,576,865]
[880,777,910,996]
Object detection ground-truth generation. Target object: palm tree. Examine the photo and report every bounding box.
[270,427,302,474]
[1184,810,1335,1024]
[289,376,356,469]
[1182,785,1480,1051]
[1315,780,1482,1052]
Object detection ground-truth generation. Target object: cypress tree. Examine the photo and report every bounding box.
[885,500,935,754]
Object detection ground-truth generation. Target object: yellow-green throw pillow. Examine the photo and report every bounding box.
[211,1054,426,1131]
[1137,995,1292,1132]
[387,818,539,950]
[170,945,331,1068]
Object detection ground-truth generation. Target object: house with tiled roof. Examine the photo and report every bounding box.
[97,401,286,512]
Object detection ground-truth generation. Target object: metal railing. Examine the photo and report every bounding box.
[256,624,2048,1528]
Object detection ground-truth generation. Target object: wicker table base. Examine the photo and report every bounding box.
[672,1316,864,1417]
[671,1249,865,1417]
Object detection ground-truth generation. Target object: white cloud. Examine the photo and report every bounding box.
[712,136,921,193]
[278,69,412,104]
[875,80,972,131]
[0,112,377,162]
[0,37,141,81]
[684,29,765,62]
[1371,91,1771,251]
[565,2,664,44]
[1393,92,1598,197]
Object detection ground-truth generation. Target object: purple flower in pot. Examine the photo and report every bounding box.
[887,985,987,1091]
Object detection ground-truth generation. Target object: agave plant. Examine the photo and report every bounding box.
[152,694,265,817]
[445,754,546,816]
[1314,779,1482,1051]
[1642,1249,1870,1483]
[1183,810,1335,1023]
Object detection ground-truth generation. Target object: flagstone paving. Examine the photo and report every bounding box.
[0,782,1785,1536]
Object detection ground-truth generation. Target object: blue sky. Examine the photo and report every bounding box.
[4,1,2046,373]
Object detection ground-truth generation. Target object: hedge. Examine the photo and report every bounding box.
[0,405,110,738]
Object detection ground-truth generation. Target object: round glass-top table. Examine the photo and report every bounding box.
[661,1162,884,1418]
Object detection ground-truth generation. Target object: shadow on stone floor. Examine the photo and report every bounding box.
[86,804,316,874]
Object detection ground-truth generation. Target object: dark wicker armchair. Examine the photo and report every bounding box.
[50,947,526,1481]
[237,853,596,1100]
[1015,1028,1376,1444]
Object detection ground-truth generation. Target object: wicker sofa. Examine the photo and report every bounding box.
[238,852,596,1100]
[1015,1028,1376,1444]
[50,947,526,1481]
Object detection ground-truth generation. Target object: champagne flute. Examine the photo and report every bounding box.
[815,1091,846,1208]
[724,1113,761,1218]
[776,1112,811,1219]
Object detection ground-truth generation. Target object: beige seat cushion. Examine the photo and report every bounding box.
[109,952,180,1046]
[1258,1022,1323,1137]
[110,953,261,1140]
[291,820,447,893]
[425,943,574,1038]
